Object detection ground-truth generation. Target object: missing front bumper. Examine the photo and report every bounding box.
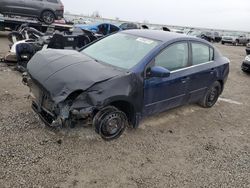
[32,101,56,126]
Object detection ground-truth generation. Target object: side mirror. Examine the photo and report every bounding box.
[148,66,170,78]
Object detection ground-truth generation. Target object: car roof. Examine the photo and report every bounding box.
[121,29,202,43]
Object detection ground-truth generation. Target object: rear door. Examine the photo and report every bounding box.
[23,0,44,16]
[187,42,217,103]
[144,41,191,115]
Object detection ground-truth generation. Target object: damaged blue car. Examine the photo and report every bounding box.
[75,23,120,36]
[23,30,230,140]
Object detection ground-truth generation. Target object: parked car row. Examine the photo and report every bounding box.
[187,30,222,43]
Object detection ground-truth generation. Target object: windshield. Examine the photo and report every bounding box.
[81,33,160,69]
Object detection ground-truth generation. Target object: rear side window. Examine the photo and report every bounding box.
[209,47,214,60]
[155,42,189,71]
[110,25,120,33]
[191,43,213,65]
[47,0,58,3]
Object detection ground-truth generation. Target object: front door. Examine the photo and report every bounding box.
[5,0,26,14]
[143,42,191,115]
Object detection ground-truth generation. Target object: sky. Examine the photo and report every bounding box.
[62,0,250,31]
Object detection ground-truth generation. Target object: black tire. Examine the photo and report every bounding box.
[221,41,225,45]
[93,106,117,133]
[242,69,250,74]
[199,81,222,108]
[41,10,55,25]
[93,106,128,141]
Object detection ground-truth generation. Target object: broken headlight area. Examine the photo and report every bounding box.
[32,95,96,128]
[64,92,99,125]
[23,75,97,128]
[33,90,97,128]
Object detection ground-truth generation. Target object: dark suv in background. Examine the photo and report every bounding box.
[188,30,221,42]
[0,0,64,24]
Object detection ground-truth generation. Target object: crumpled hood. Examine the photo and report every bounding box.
[27,49,122,103]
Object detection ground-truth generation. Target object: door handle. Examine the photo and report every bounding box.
[210,68,215,75]
[181,77,190,83]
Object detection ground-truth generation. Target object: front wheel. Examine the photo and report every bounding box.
[93,106,128,141]
[199,81,222,108]
[41,10,55,25]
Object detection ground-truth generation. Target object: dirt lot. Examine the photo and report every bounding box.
[0,31,249,188]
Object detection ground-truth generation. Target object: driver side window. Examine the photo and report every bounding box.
[155,42,189,71]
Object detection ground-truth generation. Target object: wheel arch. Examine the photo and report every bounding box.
[107,98,137,127]
[40,9,56,19]
[217,80,224,94]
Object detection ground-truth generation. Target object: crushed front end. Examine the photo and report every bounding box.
[22,73,94,127]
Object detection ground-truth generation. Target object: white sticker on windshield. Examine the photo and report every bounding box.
[136,37,154,44]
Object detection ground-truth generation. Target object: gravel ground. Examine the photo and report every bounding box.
[0,31,249,188]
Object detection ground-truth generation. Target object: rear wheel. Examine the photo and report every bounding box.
[41,10,55,25]
[199,81,221,108]
[93,106,128,141]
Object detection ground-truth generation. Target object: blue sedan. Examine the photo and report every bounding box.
[24,30,229,140]
[75,23,121,35]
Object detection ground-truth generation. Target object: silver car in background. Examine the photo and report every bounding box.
[0,0,64,24]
